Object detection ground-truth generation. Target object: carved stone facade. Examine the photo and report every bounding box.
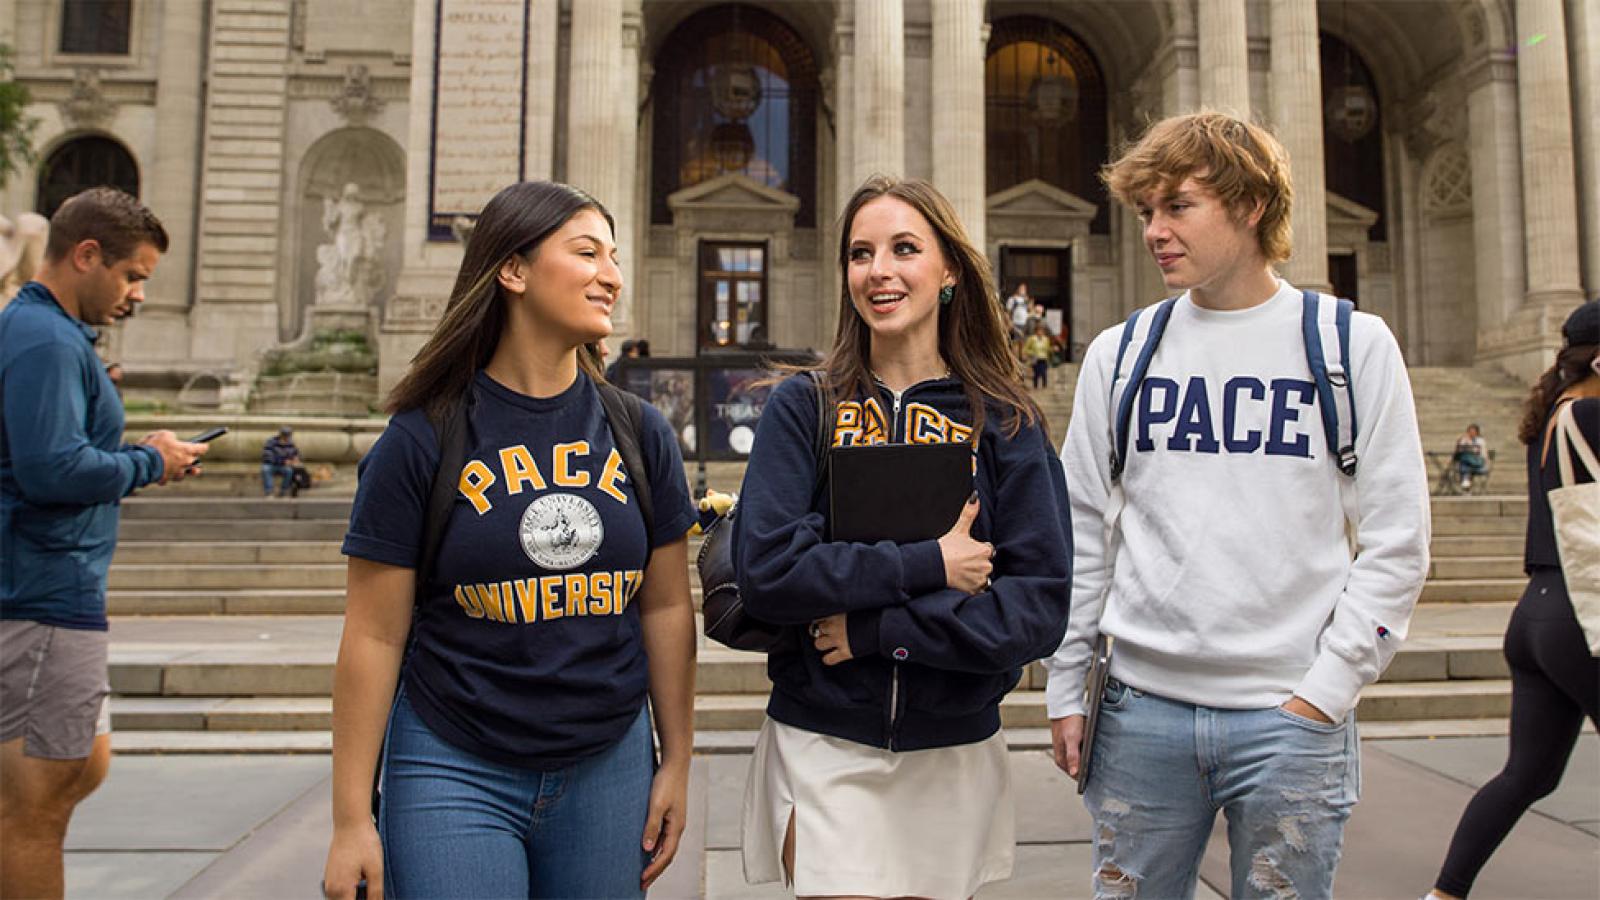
[3,0,1595,402]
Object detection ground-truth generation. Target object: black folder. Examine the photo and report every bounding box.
[827,442,974,543]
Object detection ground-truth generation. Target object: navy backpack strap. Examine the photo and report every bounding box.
[1301,290,1359,477]
[1109,298,1177,482]
[596,382,656,548]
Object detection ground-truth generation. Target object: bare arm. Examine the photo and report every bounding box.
[635,535,696,890]
[323,558,415,900]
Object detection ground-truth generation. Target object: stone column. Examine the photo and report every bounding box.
[146,9,204,313]
[930,0,985,248]
[852,0,905,183]
[833,24,855,209]
[1465,53,1528,372]
[1514,0,1584,306]
[1197,0,1250,116]
[1568,0,1600,296]
[615,0,642,334]
[188,0,293,373]
[566,0,624,209]
[566,0,637,331]
[1269,0,1328,290]
[523,0,559,181]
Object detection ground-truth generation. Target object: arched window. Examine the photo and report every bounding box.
[986,17,1109,233]
[60,0,132,55]
[1321,32,1385,241]
[650,4,818,226]
[35,136,139,219]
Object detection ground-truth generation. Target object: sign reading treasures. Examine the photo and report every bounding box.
[429,0,529,239]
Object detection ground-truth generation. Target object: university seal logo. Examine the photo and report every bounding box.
[519,494,604,570]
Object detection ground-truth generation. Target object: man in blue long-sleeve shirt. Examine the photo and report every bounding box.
[0,188,209,898]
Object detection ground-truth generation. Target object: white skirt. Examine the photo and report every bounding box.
[741,717,1015,899]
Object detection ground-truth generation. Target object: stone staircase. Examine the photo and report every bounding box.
[106,364,1535,752]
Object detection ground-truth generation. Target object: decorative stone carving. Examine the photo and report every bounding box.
[1424,144,1473,215]
[330,64,385,125]
[0,212,49,303]
[315,184,389,307]
[1404,89,1468,159]
[58,69,116,129]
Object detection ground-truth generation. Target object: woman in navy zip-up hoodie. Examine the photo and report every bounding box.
[733,176,1073,899]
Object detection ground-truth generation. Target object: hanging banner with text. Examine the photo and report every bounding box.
[428,0,529,240]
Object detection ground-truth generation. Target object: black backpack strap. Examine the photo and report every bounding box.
[808,370,831,494]
[597,382,656,548]
[420,393,473,585]
[375,390,471,821]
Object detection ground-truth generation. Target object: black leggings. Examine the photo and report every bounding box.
[1435,568,1600,897]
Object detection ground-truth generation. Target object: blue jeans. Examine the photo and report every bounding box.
[379,685,654,899]
[1084,679,1360,899]
[260,463,293,496]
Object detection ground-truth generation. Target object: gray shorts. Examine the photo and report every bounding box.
[0,620,111,759]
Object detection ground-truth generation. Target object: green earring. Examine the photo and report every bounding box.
[939,284,956,305]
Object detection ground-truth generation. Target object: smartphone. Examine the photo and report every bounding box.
[187,427,228,443]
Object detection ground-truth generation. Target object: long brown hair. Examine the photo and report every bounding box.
[812,175,1040,438]
[386,181,614,419]
[1518,340,1599,445]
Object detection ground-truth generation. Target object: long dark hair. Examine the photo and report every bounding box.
[385,181,614,419]
[813,175,1041,438]
[1518,340,1599,445]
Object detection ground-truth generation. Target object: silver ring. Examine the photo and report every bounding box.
[982,577,992,591]
[809,622,822,638]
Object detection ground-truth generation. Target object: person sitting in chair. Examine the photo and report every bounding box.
[1453,423,1489,491]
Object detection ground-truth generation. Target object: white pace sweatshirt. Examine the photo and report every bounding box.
[1043,281,1431,722]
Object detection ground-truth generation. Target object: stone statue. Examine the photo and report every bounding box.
[0,212,49,305]
[314,183,388,306]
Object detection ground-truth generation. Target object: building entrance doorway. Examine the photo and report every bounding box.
[1000,246,1072,359]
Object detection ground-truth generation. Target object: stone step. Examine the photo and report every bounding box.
[1428,496,1528,517]
[106,589,347,616]
[105,716,1518,755]
[112,541,346,565]
[118,519,350,542]
[1431,515,1527,536]
[691,681,1513,731]
[111,696,332,731]
[121,497,353,520]
[1428,556,1525,580]
[1419,579,1525,604]
[108,634,1508,701]
[108,564,347,591]
[1429,535,1524,557]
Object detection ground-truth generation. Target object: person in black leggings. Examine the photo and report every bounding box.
[1430,299,1600,899]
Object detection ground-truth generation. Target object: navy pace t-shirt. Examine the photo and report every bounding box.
[343,370,696,768]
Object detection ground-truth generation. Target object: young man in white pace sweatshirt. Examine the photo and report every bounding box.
[1044,112,1430,898]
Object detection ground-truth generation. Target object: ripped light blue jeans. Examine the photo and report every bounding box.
[1083,679,1360,899]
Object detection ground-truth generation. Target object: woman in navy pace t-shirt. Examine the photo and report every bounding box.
[321,182,697,900]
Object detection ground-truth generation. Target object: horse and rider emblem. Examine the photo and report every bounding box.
[519,494,604,570]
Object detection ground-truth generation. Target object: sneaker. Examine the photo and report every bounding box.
[1460,478,1472,490]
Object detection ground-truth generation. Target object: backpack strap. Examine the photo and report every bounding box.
[420,393,473,585]
[596,382,656,549]
[1301,290,1359,477]
[1108,298,1177,482]
[808,370,831,478]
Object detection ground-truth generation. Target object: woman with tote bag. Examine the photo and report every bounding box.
[1428,299,1600,899]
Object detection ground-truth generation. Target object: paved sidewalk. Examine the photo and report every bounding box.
[66,734,1598,899]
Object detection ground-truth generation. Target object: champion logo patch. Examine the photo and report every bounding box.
[1376,625,1391,640]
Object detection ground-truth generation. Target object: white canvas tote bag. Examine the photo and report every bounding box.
[1550,402,1600,655]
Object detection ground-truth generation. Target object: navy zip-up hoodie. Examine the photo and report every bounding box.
[733,373,1073,751]
[0,282,164,629]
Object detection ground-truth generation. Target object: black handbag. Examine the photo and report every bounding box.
[698,372,829,652]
